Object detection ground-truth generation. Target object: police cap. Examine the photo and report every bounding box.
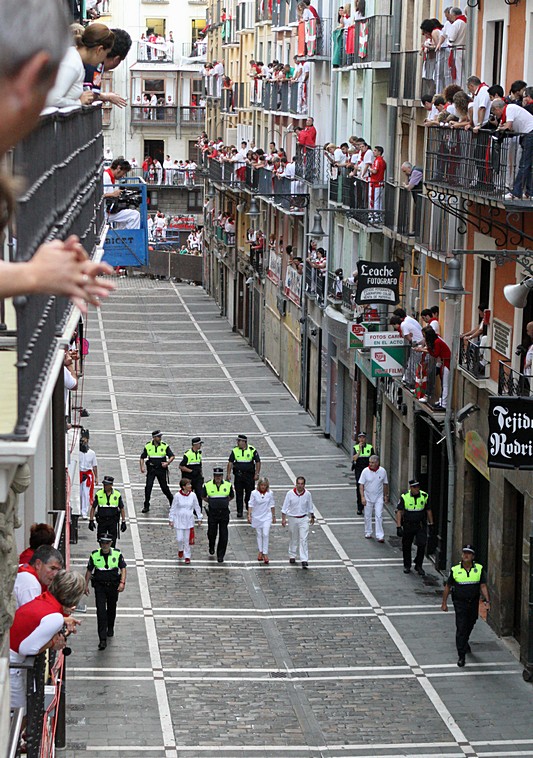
[409,479,420,488]
[192,437,203,445]
[237,434,248,442]
[102,476,114,485]
[98,533,113,543]
[462,544,475,554]
[213,466,224,476]
[152,429,162,438]
[357,432,366,438]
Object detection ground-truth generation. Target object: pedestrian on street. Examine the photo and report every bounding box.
[396,479,434,576]
[169,478,203,564]
[202,467,234,563]
[358,455,389,542]
[248,477,276,564]
[227,434,261,518]
[441,544,490,667]
[89,475,127,547]
[79,432,98,519]
[281,476,315,569]
[352,431,375,515]
[179,437,204,516]
[84,533,127,651]
[140,429,175,513]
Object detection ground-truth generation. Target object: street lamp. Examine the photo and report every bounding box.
[247,197,260,219]
[504,278,533,308]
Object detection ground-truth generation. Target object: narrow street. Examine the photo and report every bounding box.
[66,279,531,758]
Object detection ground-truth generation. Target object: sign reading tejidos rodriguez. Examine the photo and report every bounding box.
[355,261,401,305]
[488,396,533,470]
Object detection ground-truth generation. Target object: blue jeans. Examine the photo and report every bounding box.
[513,131,533,197]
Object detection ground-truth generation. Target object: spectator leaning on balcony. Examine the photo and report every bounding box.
[104,159,141,229]
[401,162,424,204]
[298,117,317,147]
[492,98,533,200]
[85,28,132,109]
[46,23,115,108]
[415,327,451,409]
[368,146,386,210]
[14,545,64,609]
[445,7,467,85]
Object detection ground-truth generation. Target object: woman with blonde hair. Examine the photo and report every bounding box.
[46,22,115,107]
[248,477,276,564]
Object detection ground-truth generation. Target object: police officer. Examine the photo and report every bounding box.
[88,476,127,547]
[140,430,175,513]
[202,467,234,563]
[352,432,375,515]
[179,437,204,514]
[441,544,490,667]
[84,533,127,651]
[396,479,434,576]
[226,434,261,518]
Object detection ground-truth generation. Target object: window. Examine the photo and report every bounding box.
[188,190,203,212]
[145,17,166,35]
[191,78,203,97]
[191,18,206,43]
[143,78,165,98]
[486,20,504,86]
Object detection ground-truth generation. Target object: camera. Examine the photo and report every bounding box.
[516,344,527,357]
[60,624,72,656]
[107,188,142,214]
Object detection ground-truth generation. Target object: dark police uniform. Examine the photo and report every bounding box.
[352,436,375,514]
[202,472,234,562]
[227,437,260,517]
[396,485,432,574]
[179,439,204,513]
[446,558,488,661]
[86,544,127,649]
[140,433,174,512]
[89,484,126,547]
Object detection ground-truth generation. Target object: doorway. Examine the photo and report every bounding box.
[145,18,166,36]
[471,466,490,569]
[143,139,165,164]
[502,481,525,643]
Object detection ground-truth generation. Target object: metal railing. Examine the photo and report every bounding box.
[221,88,236,113]
[297,17,332,59]
[459,337,489,379]
[255,0,272,22]
[425,128,532,202]
[182,41,207,58]
[208,157,245,187]
[498,359,533,396]
[332,16,391,68]
[130,167,201,186]
[341,281,356,310]
[244,166,308,211]
[222,17,238,44]
[383,182,421,236]
[205,74,223,98]
[261,80,308,114]
[136,40,175,62]
[250,246,264,276]
[295,144,325,184]
[215,226,236,245]
[423,45,467,93]
[305,264,326,302]
[329,170,384,227]
[9,106,104,439]
[236,1,254,30]
[180,106,206,124]
[130,105,178,125]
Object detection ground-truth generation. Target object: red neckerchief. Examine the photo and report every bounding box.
[475,83,488,95]
[367,466,379,473]
[457,14,467,22]
[293,487,306,496]
[501,105,508,123]
[18,564,47,592]
[105,167,115,184]
[179,489,191,496]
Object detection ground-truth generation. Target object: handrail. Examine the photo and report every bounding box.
[7,708,24,758]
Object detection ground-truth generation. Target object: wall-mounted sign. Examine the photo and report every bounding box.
[492,318,512,359]
[363,332,405,348]
[267,250,281,285]
[371,346,405,377]
[284,266,302,307]
[464,430,490,481]
[355,260,401,305]
[347,321,380,349]
[488,396,533,469]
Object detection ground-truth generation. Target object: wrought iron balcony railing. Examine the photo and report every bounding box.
[180,105,206,125]
[498,359,533,396]
[383,181,421,237]
[182,41,207,59]
[305,264,326,304]
[244,166,308,211]
[256,0,272,22]
[459,337,490,380]
[295,144,325,185]
[296,17,332,59]
[329,170,384,227]
[332,16,391,69]
[260,80,307,115]
[215,226,236,246]
[205,74,222,99]
[130,105,178,125]
[130,167,201,187]
[136,40,175,62]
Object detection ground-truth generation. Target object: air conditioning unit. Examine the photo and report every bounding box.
[276,295,287,316]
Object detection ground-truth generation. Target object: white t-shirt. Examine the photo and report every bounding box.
[302,61,311,80]
[358,466,388,501]
[79,448,97,472]
[45,46,84,108]
[213,62,224,77]
[472,85,491,127]
[505,104,533,134]
[64,367,77,414]
[13,572,42,609]
[359,148,375,177]
[249,490,275,526]
[334,148,346,164]
[448,18,467,47]
[400,316,424,344]
[281,489,315,517]
[429,318,440,335]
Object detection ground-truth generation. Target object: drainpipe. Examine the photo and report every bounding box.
[444,298,461,570]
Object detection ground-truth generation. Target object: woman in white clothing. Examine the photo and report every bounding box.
[168,478,203,564]
[248,477,276,564]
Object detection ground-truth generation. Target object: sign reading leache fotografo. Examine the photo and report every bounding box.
[488,396,533,470]
[355,261,401,305]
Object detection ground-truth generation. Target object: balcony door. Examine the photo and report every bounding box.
[502,481,525,644]
[143,139,165,164]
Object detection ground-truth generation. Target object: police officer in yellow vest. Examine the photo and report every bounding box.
[202,467,234,563]
[88,475,127,547]
[84,532,127,650]
[226,434,261,518]
[140,430,175,513]
[442,544,490,667]
[352,432,375,515]
[396,479,433,576]
[179,437,204,514]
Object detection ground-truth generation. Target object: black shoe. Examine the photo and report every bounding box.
[403,567,411,574]
[289,558,296,564]
[107,628,114,638]
[217,557,224,563]
[209,549,215,556]
[357,509,363,515]
[98,640,107,651]
[301,561,308,569]
[80,408,90,417]
[141,507,150,513]
[416,567,426,577]
[236,512,243,518]
[457,657,465,667]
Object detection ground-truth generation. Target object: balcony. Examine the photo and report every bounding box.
[6,106,104,439]
[215,226,236,246]
[261,80,307,115]
[205,74,222,99]
[221,88,236,113]
[332,16,391,69]
[255,0,272,23]
[297,18,332,60]
[180,105,205,125]
[389,50,419,101]
[250,246,264,276]
[295,145,325,185]
[498,360,532,396]
[130,167,202,187]
[208,157,245,188]
[244,166,307,212]
[305,265,326,304]
[459,338,489,380]
[222,17,238,45]
[136,40,175,63]
[383,182,420,237]
[182,41,207,59]
[130,105,178,125]
[236,0,254,31]
[425,128,533,204]
[328,170,384,227]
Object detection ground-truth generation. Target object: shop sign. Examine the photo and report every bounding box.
[371,346,405,377]
[488,396,533,469]
[464,430,490,481]
[284,266,302,307]
[347,321,381,349]
[355,260,401,305]
[267,249,281,285]
[363,332,405,348]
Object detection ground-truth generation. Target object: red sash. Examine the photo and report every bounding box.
[80,469,95,501]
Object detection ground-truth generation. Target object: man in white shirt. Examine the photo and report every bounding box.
[14,546,64,609]
[357,139,375,180]
[80,434,98,519]
[281,476,315,568]
[390,308,423,386]
[358,455,389,541]
[213,60,224,97]
[492,98,533,199]
[524,321,533,377]
[163,154,174,185]
[467,76,490,132]
[447,7,467,84]
[103,159,141,229]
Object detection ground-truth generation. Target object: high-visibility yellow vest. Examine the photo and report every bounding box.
[96,489,121,507]
[401,491,429,511]
[144,442,169,459]
[91,549,121,570]
[353,444,373,457]
[451,563,483,585]
[204,480,232,497]
[231,446,255,462]
[183,449,202,465]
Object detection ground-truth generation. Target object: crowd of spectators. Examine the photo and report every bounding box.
[137,155,198,186]
[324,136,387,210]
[138,29,175,62]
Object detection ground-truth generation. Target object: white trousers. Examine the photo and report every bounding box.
[109,209,141,229]
[254,523,271,554]
[80,479,91,517]
[440,365,449,407]
[175,527,191,559]
[364,498,384,540]
[288,516,309,561]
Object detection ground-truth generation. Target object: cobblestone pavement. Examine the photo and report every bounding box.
[65,279,533,758]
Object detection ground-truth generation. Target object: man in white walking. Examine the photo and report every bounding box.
[358,455,389,542]
[281,476,315,569]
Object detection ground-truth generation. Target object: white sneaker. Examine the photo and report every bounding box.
[504,192,518,200]
[418,397,428,403]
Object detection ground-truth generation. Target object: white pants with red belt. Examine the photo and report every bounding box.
[288,515,309,561]
[364,498,384,540]
[80,475,91,518]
